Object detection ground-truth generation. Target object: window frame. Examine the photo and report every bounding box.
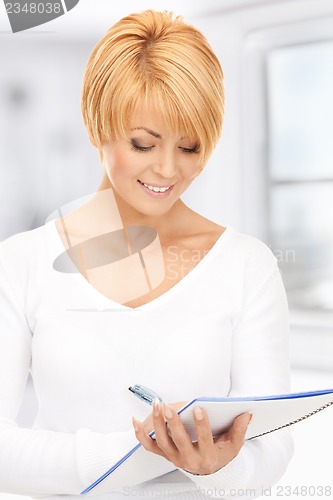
[241,15,333,369]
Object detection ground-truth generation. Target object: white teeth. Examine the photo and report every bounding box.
[142,182,171,193]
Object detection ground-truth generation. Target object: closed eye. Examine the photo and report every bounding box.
[181,145,200,154]
[131,142,153,152]
[130,140,200,154]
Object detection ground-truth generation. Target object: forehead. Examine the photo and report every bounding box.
[128,102,188,139]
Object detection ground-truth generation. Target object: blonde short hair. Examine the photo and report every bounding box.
[81,9,224,167]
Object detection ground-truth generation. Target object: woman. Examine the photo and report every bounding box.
[0,9,293,499]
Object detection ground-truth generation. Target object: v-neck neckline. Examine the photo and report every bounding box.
[46,219,232,312]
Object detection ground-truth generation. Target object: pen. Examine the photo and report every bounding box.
[128,384,163,405]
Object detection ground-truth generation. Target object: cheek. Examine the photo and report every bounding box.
[109,149,146,181]
[181,154,201,175]
[183,162,201,181]
[104,150,128,182]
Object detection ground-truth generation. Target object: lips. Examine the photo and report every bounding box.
[137,179,175,198]
[138,180,173,193]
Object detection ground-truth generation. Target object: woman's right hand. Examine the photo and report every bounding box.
[133,401,251,476]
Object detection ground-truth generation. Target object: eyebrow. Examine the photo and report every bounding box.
[131,127,185,141]
[131,127,162,139]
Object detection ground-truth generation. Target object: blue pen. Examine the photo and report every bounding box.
[129,384,163,405]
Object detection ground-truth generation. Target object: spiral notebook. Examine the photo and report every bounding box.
[81,388,333,495]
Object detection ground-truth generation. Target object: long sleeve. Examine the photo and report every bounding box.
[178,244,294,497]
[0,248,171,497]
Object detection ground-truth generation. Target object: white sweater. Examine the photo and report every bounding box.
[0,221,294,500]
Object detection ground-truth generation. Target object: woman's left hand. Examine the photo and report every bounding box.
[132,400,252,476]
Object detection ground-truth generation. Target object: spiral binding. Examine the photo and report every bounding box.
[249,399,333,440]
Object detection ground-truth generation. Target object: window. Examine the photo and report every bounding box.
[267,41,333,312]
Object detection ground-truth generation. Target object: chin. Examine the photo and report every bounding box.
[113,188,177,219]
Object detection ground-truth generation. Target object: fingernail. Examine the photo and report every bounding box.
[163,403,173,419]
[132,416,139,432]
[153,398,160,417]
[247,413,253,425]
[194,406,204,421]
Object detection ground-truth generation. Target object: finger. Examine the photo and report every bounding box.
[132,416,166,458]
[152,401,179,457]
[162,403,193,454]
[177,406,232,475]
[192,406,218,471]
[193,406,215,449]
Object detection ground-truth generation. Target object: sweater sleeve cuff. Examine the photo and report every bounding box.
[178,451,249,496]
[75,427,138,489]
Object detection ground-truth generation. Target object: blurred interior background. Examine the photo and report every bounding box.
[1,0,333,499]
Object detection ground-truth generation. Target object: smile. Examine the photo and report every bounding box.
[138,180,173,193]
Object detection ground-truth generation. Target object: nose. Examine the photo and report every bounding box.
[151,149,177,179]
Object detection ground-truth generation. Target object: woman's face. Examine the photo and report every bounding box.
[100,106,202,218]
